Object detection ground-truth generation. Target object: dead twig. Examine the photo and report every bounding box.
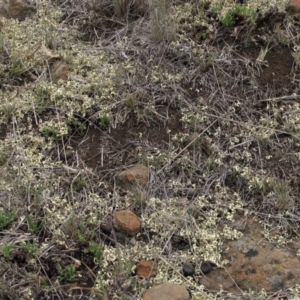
[258,94,300,102]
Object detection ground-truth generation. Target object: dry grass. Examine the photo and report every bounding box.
[0,0,300,299]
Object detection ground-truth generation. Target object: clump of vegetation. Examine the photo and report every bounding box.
[0,210,16,230]
[58,264,78,282]
[150,0,176,43]
[221,4,256,27]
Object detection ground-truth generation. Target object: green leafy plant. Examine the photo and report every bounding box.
[34,86,51,114]
[235,4,256,25]
[88,241,105,265]
[211,2,223,14]
[71,174,89,191]
[2,243,13,259]
[221,8,234,27]
[0,101,17,120]
[66,117,86,134]
[41,126,62,142]
[25,213,42,235]
[58,264,77,282]
[0,210,16,230]
[0,150,7,165]
[20,241,39,256]
[62,214,80,239]
[221,4,256,27]
[99,113,110,129]
[274,181,290,210]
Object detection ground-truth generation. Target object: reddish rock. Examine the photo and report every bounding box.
[287,0,300,14]
[136,259,157,278]
[143,282,190,300]
[116,164,149,190]
[113,210,141,236]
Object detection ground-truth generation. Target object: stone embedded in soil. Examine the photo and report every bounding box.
[200,261,215,274]
[108,231,126,246]
[51,61,70,83]
[0,0,36,21]
[143,282,190,300]
[287,0,300,14]
[113,210,141,236]
[100,215,113,234]
[183,262,195,277]
[116,164,149,190]
[136,259,157,278]
[201,216,300,293]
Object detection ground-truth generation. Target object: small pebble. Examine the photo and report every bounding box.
[100,215,113,234]
[109,231,126,246]
[183,262,195,277]
[201,261,216,274]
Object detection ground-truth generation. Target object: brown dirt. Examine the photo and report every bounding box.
[67,108,182,177]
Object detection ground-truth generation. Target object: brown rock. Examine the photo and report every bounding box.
[143,282,190,300]
[51,61,70,83]
[116,164,149,190]
[0,0,36,21]
[287,0,300,14]
[113,210,141,236]
[136,259,157,278]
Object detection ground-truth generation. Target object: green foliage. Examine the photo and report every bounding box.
[0,210,16,230]
[77,226,86,242]
[2,243,13,259]
[34,86,51,113]
[41,126,62,142]
[72,174,88,191]
[58,264,77,282]
[274,181,290,210]
[221,8,235,27]
[235,4,256,25]
[25,213,42,235]
[211,2,222,14]
[21,241,38,256]
[88,241,105,265]
[0,101,17,120]
[66,117,86,134]
[221,4,256,27]
[0,33,4,51]
[0,150,7,165]
[62,214,80,238]
[99,113,110,130]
